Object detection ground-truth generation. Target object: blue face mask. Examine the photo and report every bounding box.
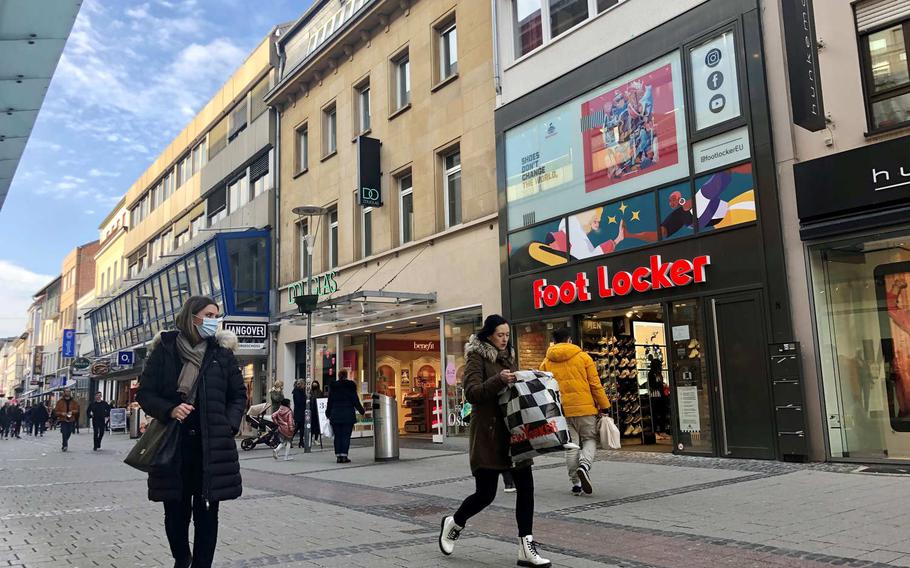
[196,317,221,338]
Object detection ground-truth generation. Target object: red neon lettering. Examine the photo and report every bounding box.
[613,271,632,296]
[543,285,559,307]
[693,255,711,283]
[597,266,613,298]
[670,259,694,286]
[631,266,651,293]
[575,272,591,302]
[559,281,577,304]
[650,255,673,289]
[533,279,547,310]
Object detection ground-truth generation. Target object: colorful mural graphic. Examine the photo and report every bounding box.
[566,192,658,261]
[581,63,681,193]
[658,182,695,241]
[694,162,756,232]
[508,219,567,273]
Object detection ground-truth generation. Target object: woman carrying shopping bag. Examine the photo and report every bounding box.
[438,315,550,567]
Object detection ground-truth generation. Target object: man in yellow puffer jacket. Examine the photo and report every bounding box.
[540,327,611,496]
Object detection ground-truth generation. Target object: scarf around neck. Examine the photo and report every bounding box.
[175,332,208,404]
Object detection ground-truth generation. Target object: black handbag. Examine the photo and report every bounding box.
[123,417,181,473]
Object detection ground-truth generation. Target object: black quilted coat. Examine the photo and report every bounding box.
[136,330,246,503]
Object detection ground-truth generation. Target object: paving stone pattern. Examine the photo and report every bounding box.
[2,431,910,567]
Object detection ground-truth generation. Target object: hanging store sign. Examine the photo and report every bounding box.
[62,329,76,358]
[357,136,382,207]
[32,347,43,375]
[532,255,711,310]
[223,321,268,350]
[286,271,339,306]
[781,0,825,132]
[91,360,111,376]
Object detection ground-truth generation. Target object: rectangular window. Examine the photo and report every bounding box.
[191,215,205,239]
[398,172,414,244]
[176,230,189,248]
[296,124,309,172]
[550,0,588,38]
[209,115,228,159]
[328,209,339,269]
[228,98,248,141]
[357,84,371,133]
[298,220,311,279]
[323,103,337,156]
[443,149,462,228]
[250,74,270,121]
[362,206,373,258]
[597,0,620,12]
[394,52,411,110]
[207,187,227,226]
[861,18,910,130]
[193,139,208,172]
[514,0,543,57]
[227,175,249,213]
[438,22,458,80]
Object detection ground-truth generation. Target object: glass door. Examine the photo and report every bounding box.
[669,299,715,455]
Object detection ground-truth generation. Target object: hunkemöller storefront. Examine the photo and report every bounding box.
[497,0,802,459]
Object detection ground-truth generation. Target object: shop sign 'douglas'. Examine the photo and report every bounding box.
[532,254,711,310]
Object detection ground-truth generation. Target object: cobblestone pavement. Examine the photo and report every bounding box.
[3,431,910,567]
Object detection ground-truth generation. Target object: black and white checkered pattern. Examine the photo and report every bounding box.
[499,371,573,463]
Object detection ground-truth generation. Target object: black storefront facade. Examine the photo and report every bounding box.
[496,0,801,460]
[797,134,910,463]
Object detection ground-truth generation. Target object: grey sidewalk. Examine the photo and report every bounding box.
[1,430,909,567]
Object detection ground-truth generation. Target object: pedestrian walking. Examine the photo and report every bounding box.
[87,392,111,451]
[0,402,9,439]
[325,370,364,463]
[8,400,23,439]
[135,295,245,568]
[439,315,550,567]
[309,380,322,445]
[539,327,611,496]
[271,398,296,461]
[23,404,33,436]
[31,401,48,438]
[292,379,307,448]
[54,389,79,451]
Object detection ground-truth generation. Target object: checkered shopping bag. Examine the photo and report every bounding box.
[499,371,575,463]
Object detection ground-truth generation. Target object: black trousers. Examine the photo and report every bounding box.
[60,421,74,447]
[163,429,219,568]
[331,422,354,456]
[454,466,534,537]
[92,422,106,449]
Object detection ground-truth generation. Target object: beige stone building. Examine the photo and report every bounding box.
[267,0,500,440]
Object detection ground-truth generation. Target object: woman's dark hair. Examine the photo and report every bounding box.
[477,314,512,351]
[281,398,291,407]
[175,295,218,340]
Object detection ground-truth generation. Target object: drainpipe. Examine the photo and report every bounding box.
[491,0,502,97]
[270,33,285,393]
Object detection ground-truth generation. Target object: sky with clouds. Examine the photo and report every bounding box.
[0,0,311,336]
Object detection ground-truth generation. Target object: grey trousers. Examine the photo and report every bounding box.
[566,415,598,484]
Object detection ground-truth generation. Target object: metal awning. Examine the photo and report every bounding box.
[297,290,437,327]
[0,0,82,210]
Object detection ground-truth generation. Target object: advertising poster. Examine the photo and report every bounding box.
[508,218,567,273]
[694,162,756,232]
[677,386,701,432]
[504,53,688,232]
[581,64,680,193]
[690,31,741,131]
[566,192,657,261]
[658,182,696,241]
[875,263,910,431]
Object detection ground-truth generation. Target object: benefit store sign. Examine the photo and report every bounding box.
[532,254,711,310]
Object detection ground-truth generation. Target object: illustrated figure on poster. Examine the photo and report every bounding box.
[599,82,659,179]
[560,208,626,260]
[885,278,910,420]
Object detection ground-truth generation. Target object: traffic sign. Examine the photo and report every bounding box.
[117,351,135,366]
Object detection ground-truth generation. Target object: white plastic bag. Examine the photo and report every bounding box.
[599,415,621,450]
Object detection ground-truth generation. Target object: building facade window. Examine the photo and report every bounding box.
[438,21,458,81]
[442,148,462,228]
[512,0,626,58]
[328,208,339,269]
[362,205,373,258]
[228,98,248,141]
[393,51,411,110]
[357,83,371,133]
[296,124,309,172]
[398,172,414,244]
[859,14,910,130]
[190,215,205,239]
[323,103,337,156]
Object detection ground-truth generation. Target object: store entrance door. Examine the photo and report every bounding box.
[712,292,775,459]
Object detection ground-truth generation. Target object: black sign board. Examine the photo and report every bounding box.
[357,136,382,207]
[223,321,268,350]
[781,0,825,132]
[794,135,910,222]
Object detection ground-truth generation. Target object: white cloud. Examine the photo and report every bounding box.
[0,261,54,337]
[88,168,118,178]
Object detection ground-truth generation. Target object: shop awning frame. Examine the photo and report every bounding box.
[300,290,437,326]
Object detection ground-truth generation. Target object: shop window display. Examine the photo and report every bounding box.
[670,299,713,454]
[810,231,910,459]
[443,309,482,437]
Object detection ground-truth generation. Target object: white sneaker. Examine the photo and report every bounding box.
[504,484,517,493]
[272,447,278,460]
[438,516,462,556]
[517,535,551,567]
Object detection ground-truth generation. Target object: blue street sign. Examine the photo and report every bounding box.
[117,351,135,366]
[62,329,76,358]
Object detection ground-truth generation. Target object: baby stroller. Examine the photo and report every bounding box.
[241,402,280,451]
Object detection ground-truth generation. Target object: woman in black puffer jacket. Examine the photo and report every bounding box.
[137,296,246,568]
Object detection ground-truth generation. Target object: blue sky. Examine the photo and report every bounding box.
[0,0,312,335]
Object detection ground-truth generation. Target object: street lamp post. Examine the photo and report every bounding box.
[292,205,327,455]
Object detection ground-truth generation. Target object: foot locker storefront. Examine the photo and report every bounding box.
[497,0,799,459]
